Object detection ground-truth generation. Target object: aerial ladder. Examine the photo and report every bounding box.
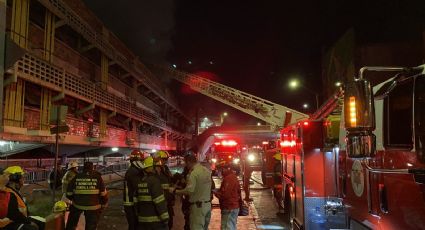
[151,65,308,129]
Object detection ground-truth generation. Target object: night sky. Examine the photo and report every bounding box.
[84,0,425,125]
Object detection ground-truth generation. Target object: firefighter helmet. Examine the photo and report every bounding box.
[68,161,78,170]
[273,152,282,161]
[53,201,67,213]
[142,156,155,169]
[158,150,169,159]
[129,149,142,160]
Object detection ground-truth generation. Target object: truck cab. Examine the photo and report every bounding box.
[210,139,241,175]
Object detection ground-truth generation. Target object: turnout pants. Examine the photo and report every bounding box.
[190,202,211,230]
[65,205,101,230]
[124,206,137,230]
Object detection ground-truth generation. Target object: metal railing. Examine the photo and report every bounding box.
[15,53,169,130]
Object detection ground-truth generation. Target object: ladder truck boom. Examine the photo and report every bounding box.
[153,66,308,128]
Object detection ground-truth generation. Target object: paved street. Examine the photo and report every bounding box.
[96,171,289,229]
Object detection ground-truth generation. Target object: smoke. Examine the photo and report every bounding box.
[83,0,175,63]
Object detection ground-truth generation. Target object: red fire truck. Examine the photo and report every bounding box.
[277,65,425,230]
[210,139,241,175]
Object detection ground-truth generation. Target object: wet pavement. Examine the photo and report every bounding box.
[96,170,290,229]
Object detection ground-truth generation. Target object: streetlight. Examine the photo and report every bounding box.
[288,79,319,110]
[303,103,309,109]
[335,82,342,87]
[257,122,261,126]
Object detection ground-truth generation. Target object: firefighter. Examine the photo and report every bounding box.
[135,156,169,230]
[272,152,283,213]
[123,149,144,230]
[48,163,63,190]
[1,166,39,230]
[61,161,79,204]
[65,162,108,230]
[44,201,67,230]
[153,150,174,229]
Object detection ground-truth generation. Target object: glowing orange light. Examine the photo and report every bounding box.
[221,140,237,146]
[303,121,309,126]
[349,96,357,127]
[228,155,232,159]
[262,141,269,145]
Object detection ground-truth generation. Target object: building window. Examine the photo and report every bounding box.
[384,78,413,148]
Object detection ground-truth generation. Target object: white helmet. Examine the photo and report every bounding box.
[68,161,78,170]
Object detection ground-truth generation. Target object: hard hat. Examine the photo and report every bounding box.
[273,153,282,161]
[158,151,169,159]
[53,201,67,213]
[142,156,154,169]
[68,161,78,170]
[4,166,25,175]
[130,149,142,159]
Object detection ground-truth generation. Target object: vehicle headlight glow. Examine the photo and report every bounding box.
[248,154,255,162]
[233,158,240,164]
[211,158,217,163]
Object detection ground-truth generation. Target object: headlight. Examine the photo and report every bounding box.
[248,154,255,162]
[211,158,217,163]
[233,158,240,164]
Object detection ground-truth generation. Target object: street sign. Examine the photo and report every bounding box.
[50,125,69,134]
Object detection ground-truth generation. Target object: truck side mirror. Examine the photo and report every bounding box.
[344,79,376,158]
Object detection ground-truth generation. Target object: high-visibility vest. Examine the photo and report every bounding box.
[66,171,107,210]
[0,190,12,228]
[135,174,169,224]
[5,187,28,217]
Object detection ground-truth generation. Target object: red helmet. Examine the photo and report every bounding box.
[129,149,142,160]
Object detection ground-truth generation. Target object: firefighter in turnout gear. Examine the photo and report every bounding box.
[123,149,145,230]
[135,156,169,230]
[65,162,108,230]
[61,161,78,204]
[272,152,283,213]
[153,150,174,229]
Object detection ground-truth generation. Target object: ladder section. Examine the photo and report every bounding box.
[157,66,308,127]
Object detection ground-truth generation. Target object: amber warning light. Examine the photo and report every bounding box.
[349,96,357,127]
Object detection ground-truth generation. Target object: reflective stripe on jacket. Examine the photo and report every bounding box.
[67,170,108,211]
[135,173,169,223]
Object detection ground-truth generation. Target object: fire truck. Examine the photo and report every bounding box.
[277,65,425,230]
[210,139,241,175]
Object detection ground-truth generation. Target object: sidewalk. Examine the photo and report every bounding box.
[209,197,261,230]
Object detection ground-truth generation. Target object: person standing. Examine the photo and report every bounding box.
[65,162,108,230]
[123,150,144,230]
[214,166,240,230]
[272,152,283,213]
[0,166,38,230]
[61,161,78,203]
[135,156,169,230]
[170,154,212,230]
[153,151,175,229]
[48,163,63,190]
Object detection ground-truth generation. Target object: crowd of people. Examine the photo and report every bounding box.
[0,149,245,230]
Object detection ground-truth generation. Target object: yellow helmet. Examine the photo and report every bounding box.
[158,151,169,159]
[53,201,67,213]
[142,156,154,169]
[273,153,282,161]
[5,166,25,175]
